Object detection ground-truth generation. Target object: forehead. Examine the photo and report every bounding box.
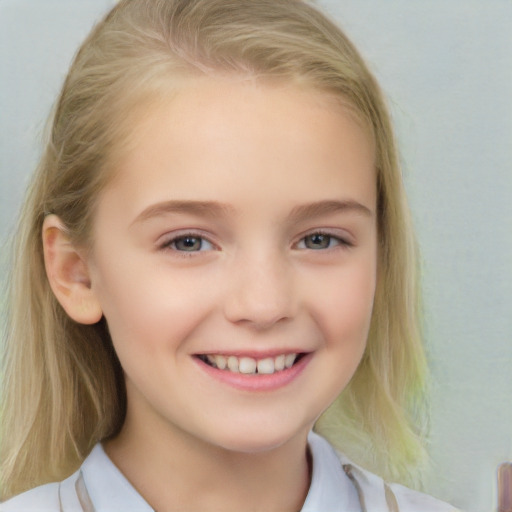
[99,77,376,219]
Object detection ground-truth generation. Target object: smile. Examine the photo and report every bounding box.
[197,353,304,375]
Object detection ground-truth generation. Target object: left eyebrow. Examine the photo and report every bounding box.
[287,199,374,223]
[130,200,235,226]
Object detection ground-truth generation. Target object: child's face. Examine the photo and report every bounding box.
[87,78,377,453]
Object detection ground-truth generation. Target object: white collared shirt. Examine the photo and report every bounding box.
[1,432,458,511]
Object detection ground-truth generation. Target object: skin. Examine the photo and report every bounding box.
[44,77,377,512]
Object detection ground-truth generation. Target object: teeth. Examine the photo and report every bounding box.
[257,358,275,374]
[227,356,239,372]
[215,355,227,370]
[239,357,257,374]
[274,354,285,371]
[202,353,301,375]
[285,354,297,368]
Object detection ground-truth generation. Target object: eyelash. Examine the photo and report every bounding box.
[159,229,353,256]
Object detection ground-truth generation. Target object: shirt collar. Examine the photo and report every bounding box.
[80,431,360,512]
[80,444,153,512]
[302,431,360,511]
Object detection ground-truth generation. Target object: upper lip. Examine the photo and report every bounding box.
[193,349,310,358]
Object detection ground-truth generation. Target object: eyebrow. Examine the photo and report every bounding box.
[131,200,235,225]
[288,199,374,222]
[131,198,374,226]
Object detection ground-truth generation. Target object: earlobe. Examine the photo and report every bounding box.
[42,214,103,325]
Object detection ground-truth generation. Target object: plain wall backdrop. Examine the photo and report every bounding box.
[1,1,511,511]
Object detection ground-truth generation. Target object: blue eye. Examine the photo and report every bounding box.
[297,233,346,250]
[167,235,214,252]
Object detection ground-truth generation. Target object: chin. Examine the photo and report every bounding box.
[202,420,311,456]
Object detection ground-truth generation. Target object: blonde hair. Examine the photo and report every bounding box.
[1,0,428,500]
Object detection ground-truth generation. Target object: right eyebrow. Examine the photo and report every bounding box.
[130,200,235,226]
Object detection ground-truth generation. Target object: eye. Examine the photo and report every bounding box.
[164,235,214,252]
[296,232,348,250]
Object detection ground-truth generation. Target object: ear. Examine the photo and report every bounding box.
[42,214,103,325]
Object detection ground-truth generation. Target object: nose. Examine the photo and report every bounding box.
[223,251,296,330]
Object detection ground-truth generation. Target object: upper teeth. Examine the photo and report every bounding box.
[204,354,298,374]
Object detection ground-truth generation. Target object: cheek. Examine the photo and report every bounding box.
[90,255,217,357]
[330,266,376,376]
[310,258,377,345]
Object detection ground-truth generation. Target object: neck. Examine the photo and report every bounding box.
[104,405,312,512]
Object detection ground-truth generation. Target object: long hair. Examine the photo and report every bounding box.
[1,0,427,499]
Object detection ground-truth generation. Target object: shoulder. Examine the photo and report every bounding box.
[386,481,460,512]
[309,431,459,512]
[0,469,83,512]
[339,454,460,512]
[0,482,61,512]
[1,444,150,512]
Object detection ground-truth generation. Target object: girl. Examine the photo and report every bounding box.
[1,0,458,510]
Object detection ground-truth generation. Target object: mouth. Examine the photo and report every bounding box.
[196,353,306,376]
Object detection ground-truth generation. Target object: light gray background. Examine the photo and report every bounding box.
[1,1,511,511]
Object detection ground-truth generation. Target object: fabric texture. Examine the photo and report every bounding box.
[1,432,459,511]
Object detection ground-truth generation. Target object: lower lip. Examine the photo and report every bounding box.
[193,353,312,392]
